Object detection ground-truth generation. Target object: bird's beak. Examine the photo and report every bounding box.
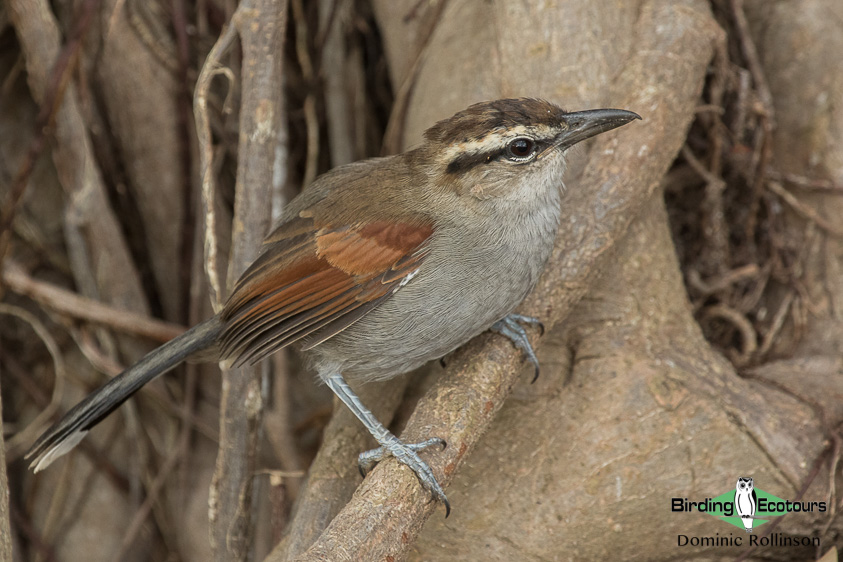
[553,108,641,151]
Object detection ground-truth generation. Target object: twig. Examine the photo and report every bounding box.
[732,262,769,315]
[265,352,304,499]
[112,437,188,562]
[0,0,101,265]
[70,325,128,379]
[0,352,18,561]
[730,0,775,129]
[9,0,152,359]
[204,1,288,560]
[291,0,319,187]
[767,181,843,238]
[313,0,340,56]
[706,37,728,179]
[702,303,758,364]
[0,304,67,461]
[2,259,185,342]
[122,0,179,74]
[1,353,131,492]
[171,0,196,324]
[768,169,843,193]
[731,0,776,247]
[194,20,239,313]
[686,264,759,296]
[269,473,290,545]
[757,290,795,356]
[731,68,752,139]
[9,504,55,562]
[682,145,729,273]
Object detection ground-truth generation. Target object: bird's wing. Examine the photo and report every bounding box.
[219,214,433,365]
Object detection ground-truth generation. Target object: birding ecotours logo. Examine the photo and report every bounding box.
[672,477,826,532]
[672,477,826,549]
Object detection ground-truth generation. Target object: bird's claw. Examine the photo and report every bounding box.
[358,436,450,517]
[492,314,542,383]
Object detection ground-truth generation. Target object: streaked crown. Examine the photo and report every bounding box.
[425,98,567,145]
[422,98,640,179]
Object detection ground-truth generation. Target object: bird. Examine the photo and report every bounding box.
[27,98,640,515]
[735,477,757,532]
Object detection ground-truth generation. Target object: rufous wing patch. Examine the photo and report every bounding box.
[315,221,433,276]
[220,218,434,364]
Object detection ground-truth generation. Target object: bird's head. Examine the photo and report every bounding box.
[420,98,640,201]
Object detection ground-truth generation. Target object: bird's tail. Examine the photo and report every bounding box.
[26,317,223,472]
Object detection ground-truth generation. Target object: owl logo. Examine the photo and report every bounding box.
[735,477,757,532]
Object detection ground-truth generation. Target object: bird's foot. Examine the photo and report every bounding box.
[491,313,543,382]
[359,436,449,516]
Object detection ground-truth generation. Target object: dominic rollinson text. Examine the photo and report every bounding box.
[678,533,820,548]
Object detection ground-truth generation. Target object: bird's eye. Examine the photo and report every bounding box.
[506,137,536,161]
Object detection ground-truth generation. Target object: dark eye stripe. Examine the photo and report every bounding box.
[445,141,548,174]
[445,149,504,174]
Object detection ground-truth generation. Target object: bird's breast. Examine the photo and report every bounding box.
[307,189,561,381]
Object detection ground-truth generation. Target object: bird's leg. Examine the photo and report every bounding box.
[324,372,450,516]
[491,313,543,383]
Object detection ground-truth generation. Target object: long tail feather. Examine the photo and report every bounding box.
[26,317,222,472]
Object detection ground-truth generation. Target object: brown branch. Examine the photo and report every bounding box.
[0,303,67,462]
[682,144,729,274]
[113,434,187,560]
[730,0,775,129]
[1,352,131,493]
[686,264,760,296]
[730,0,776,251]
[1,259,185,342]
[263,353,304,498]
[0,360,15,562]
[767,181,843,238]
[290,0,319,187]
[0,0,100,264]
[205,0,289,560]
[702,303,758,365]
[172,0,196,324]
[194,19,238,312]
[768,169,843,193]
[8,0,152,365]
[757,289,795,357]
[267,378,408,559]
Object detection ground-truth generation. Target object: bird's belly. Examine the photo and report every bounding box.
[308,241,540,381]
